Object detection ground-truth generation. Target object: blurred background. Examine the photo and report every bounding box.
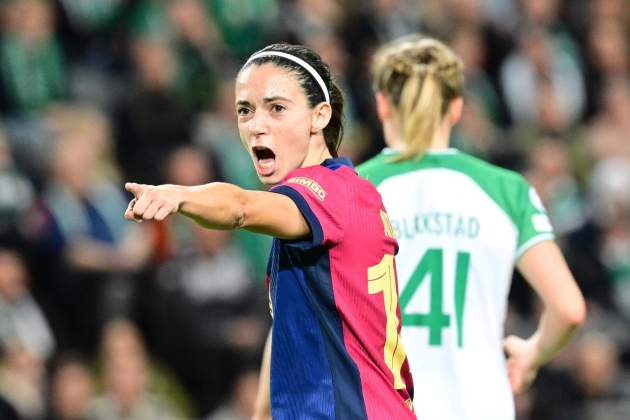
[0,0,628,419]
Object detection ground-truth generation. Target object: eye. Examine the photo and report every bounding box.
[237,107,251,116]
[271,104,285,113]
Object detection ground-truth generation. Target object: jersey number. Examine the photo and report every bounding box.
[400,249,471,347]
[368,253,407,389]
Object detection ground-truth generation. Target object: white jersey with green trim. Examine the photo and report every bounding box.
[358,148,554,420]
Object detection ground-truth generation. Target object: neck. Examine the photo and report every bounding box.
[383,119,405,151]
[302,135,332,167]
[384,118,451,152]
[431,120,451,150]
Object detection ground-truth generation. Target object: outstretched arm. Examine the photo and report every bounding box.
[124,182,310,239]
[504,240,586,394]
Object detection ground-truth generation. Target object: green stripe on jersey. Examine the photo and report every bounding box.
[358,149,554,251]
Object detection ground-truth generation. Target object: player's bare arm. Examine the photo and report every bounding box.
[124,182,309,240]
[504,240,587,394]
[252,330,272,420]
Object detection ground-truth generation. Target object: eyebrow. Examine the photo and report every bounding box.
[263,96,293,104]
[235,96,294,107]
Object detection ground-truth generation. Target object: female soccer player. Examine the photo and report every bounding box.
[358,36,586,420]
[125,43,415,419]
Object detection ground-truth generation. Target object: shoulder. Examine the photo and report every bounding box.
[357,151,389,177]
[446,153,540,228]
[358,149,526,189]
[356,150,402,188]
[447,152,526,187]
[272,163,363,212]
[360,150,534,219]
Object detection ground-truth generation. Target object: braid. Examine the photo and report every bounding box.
[372,36,464,161]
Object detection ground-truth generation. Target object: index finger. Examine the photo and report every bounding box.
[125,182,144,198]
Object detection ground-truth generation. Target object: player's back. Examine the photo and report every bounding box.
[358,149,554,420]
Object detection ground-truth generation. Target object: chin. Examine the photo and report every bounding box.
[258,173,283,187]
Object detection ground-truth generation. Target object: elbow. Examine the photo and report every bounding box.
[573,299,587,328]
[232,189,248,230]
[562,296,587,330]
[233,210,246,230]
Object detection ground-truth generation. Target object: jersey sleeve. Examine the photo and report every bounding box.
[270,169,348,249]
[514,177,555,258]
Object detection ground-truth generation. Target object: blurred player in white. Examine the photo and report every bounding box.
[358,35,586,420]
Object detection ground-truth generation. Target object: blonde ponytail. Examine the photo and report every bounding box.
[372,36,464,161]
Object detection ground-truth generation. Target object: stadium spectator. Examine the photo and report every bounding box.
[0,127,35,241]
[572,332,630,418]
[0,341,46,419]
[449,25,503,157]
[279,0,344,45]
[206,0,280,60]
[583,18,629,118]
[0,249,54,360]
[36,106,151,352]
[0,0,65,115]
[524,138,586,236]
[586,80,630,162]
[587,158,630,318]
[500,25,585,133]
[205,367,259,420]
[89,319,185,420]
[46,354,94,420]
[115,34,194,185]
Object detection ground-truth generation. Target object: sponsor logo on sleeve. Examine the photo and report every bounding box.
[286,177,327,201]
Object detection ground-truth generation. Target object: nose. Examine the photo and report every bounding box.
[250,109,269,137]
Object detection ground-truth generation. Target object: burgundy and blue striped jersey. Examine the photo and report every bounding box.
[266,157,415,420]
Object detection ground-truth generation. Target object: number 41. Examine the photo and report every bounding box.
[399,249,470,348]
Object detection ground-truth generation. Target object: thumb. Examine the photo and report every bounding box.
[125,182,144,197]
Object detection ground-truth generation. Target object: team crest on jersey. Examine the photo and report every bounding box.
[287,177,327,201]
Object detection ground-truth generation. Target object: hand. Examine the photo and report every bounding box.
[124,182,182,222]
[503,334,540,395]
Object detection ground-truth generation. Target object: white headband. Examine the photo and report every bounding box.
[245,51,330,104]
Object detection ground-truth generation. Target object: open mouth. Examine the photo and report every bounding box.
[252,146,276,176]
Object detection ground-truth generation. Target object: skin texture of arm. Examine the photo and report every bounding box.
[504,240,587,394]
[252,329,272,420]
[124,182,310,240]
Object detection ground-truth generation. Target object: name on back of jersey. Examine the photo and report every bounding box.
[391,212,480,240]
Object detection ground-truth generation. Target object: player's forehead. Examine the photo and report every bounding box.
[235,63,305,104]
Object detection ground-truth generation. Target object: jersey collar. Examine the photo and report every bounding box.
[382,147,459,155]
[322,156,354,171]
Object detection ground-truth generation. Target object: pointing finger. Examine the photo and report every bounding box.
[125,182,145,197]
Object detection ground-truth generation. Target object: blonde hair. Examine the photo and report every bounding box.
[372,35,464,161]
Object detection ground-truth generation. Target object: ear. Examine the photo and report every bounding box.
[448,97,464,125]
[375,92,391,122]
[310,102,332,133]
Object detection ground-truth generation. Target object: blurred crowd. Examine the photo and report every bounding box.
[0,0,628,419]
